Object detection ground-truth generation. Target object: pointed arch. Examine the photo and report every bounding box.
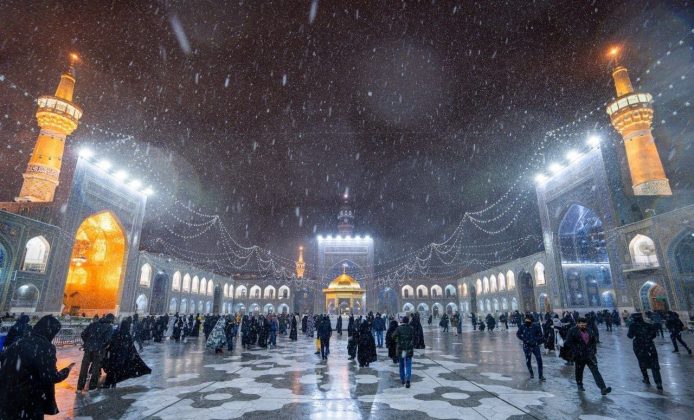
[22,236,50,273]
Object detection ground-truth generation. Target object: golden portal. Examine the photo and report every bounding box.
[63,211,127,315]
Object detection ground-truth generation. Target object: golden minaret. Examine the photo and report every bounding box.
[295,246,306,279]
[606,56,671,196]
[16,54,83,202]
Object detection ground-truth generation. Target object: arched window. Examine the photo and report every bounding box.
[22,236,50,273]
[498,273,506,291]
[223,283,229,297]
[674,232,694,274]
[200,278,207,295]
[629,234,659,266]
[182,273,191,292]
[279,285,290,299]
[235,285,247,298]
[483,277,489,294]
[136,294,148,313]
[139,263,152,287]
[10,284,40,312]
[169,298,178,312]
[476,279,482,295]
[506,271,515,290]
[445,285,456,297]
[534,262,546,285]
[172,271,181,291]
[402,285,413,298]
[431,285,442,297]
[462,283,468,297]
[207,282,214,296]
[264,285,276,299]
[180,298,188,313]
[416,285,428,298]
[490,275,497,293]
[192,276,199,293]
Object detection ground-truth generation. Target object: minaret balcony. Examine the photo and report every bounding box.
[36,95,83,126]
[606,92,653,116]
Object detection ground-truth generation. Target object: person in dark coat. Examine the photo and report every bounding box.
[665,311,692,354]
[301,315,308,334]
[471,312,477,330]
[3,314,32,349]
[516,314,546,381]
[348,319,359,360]
[627,313,663,390]
[290,313,298,340]
[0,315,73,419]
[543,317,555,352]
[336,315,343,336]
[411,313,425,349]
[172,314,183,342]
[77,313,114,392]
[393,316,415,388]
[486,314,496,332]
[318,315,333,360]
[191,314,201,337]
[385,319,399,363]
[103,318,151,388]
[132,314,144,351]
[565,317,612,395]
[347,315,355,337]
[357,320,377,367]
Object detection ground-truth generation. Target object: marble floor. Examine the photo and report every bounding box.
[53,323,694,420]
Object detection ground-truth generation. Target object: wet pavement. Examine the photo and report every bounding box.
[53,322,694,419]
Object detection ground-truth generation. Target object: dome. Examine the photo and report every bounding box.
[327,273,362,290]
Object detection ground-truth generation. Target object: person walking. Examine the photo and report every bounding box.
[357,320,376,367]
[289,313,298,341]
[665,311,692,354]
[627,313,663,390]
[440,313,449,333]
[206,317,228,354]
[318,315,332,360]
[516,314,546,381]
[471,312,477,331]
[373,313,385,348]
[336,314,343,336]
[77,313,114,392]
[132,314,145,351]
[456,312,463,336]
[103,318,151,388]
[411,313,426,349]
[0,315,74,419]
[392,316,415,388]
[268,315,278,349]
[565,317,612,395]
[385,319,399,364]
[486,313,496,332]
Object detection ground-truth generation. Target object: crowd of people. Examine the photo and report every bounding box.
[0,306,691,418]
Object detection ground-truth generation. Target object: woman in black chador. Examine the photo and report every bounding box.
[336,315,343,336]
[411,313,426,349]
[628,312,663,390]
[290,313,298,340]
[385,319,399,364]
[357,321,377,367]
[172,313,183,341]
[104,318,152,388]
[191,314,201,337]
[301,315,308,334]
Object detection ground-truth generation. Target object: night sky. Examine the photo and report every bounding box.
[0,1,692,278]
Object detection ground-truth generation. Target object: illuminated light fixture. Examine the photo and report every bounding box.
[142,187,154,196]
[566,150,582,162]
[535,174,548,184]
[114,170,128,181]
[607,46,620,58]
[128,179,142,190]
[78,148,94,159]
[549,163,563,174]
[587,135,601,147]
[97,160,112,171]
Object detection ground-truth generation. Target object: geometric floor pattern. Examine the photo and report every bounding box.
[54,323,694,419]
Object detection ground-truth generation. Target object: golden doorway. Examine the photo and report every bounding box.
[63,212,127,316]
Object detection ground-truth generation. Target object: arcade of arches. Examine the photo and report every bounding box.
[63,212,126,316]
